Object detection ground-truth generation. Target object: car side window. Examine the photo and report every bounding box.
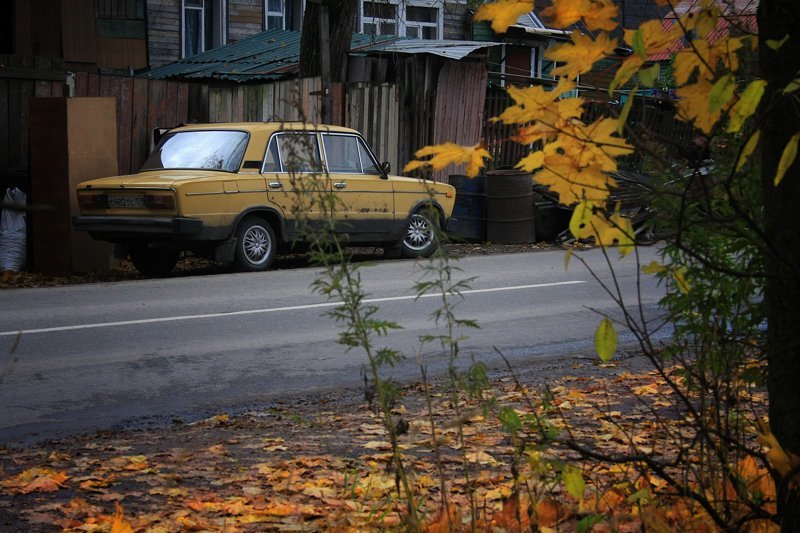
[357,138,380,174]
[274,133,322,173]
[323,135,362,173]
[263,136,281,172]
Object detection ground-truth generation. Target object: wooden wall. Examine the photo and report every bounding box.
[73,73,190,174]
[146,0,181,67]
[0,56,65,192]
[348,83,400,173]
[228,0,264,43]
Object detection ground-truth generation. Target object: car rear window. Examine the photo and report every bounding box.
[140,130,249,172]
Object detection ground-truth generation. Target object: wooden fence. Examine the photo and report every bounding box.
[347,82,400,173]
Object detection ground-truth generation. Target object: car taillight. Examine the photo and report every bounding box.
[77,193,107,209]
[144,194,176,210]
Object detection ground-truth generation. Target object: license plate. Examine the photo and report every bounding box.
[108,196,145,208]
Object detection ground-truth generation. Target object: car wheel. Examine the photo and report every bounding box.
[129,244,179,276]
[234,216,276,271]
[400,211,439,258]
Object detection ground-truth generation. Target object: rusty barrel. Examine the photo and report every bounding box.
[446,174,487,242]
[485,169,535,244]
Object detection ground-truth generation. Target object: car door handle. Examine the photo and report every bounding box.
[333,182,347,189]
[268,182,282,189]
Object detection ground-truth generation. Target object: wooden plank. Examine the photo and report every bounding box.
[147,80,166,149]
[176,83,189,125]
[75,72,88,96]
[99,73,111,96]
[165,81,178,127]
[130,77,149,170]
[61,0,98,63]
[87,73,100,96]
[0,79,8,170]
[34,80,52,97]
[235,86,244,122]
[112,76,134,174]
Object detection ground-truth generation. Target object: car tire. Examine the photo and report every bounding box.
[400,210,439,258]
[234,216,276,271]
[129,244,179,276]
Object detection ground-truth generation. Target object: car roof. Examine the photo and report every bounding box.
[170,122,361,135]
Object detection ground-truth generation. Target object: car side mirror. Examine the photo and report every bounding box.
[380,161,391,176]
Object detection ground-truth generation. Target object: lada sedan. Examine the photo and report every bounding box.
[73,123,456,275]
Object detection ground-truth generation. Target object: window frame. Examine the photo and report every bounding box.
[359,0,442,40]
[181,0,228,58]
[264,0,305,31]
[262,132,324,174]
[320,133,382,175]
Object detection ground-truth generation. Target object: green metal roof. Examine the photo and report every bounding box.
[140,30,396,83]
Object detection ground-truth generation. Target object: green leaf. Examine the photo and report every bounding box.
[784,79,800,95]
[726,80,766,133]
[617,86,638,134]
[638,63,660,87]
[632,29,646,58]
[577,515,605,533]
[776,132,800,186]
[499,407,522,433]
[767,35,789,50]
[594,317,617,362]
[563,464,586,500]
[708,74,735,116]
[736,130,760,171]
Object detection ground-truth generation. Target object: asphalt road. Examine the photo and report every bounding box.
[0,247,667,445]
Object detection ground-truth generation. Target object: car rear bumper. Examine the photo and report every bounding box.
[72,216,203,235]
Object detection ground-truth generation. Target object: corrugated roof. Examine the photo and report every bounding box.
[141,30,395,82]
[362,39,501,60]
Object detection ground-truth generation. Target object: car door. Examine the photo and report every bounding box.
[263,132,329,238]
[321,133,394,240]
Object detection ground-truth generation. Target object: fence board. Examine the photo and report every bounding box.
[165,81,178,127]
[130,77,149,170]
[0,79,8,170]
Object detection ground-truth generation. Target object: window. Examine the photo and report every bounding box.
[363,1,398,37]
[182,0,227,58]
[322,134,380,174]
[406,6,438,40]
[263,133,323,173]
[265,0,304,31]
[141,131,248,172]
[360,1,441,40]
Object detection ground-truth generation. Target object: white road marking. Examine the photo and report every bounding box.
[0,280,586,337]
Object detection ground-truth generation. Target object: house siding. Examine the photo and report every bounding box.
[443,2,469,41]
[147,0,181,67]
[228,0,263,44]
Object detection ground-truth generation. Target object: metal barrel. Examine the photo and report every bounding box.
[485,169,535,244]
[446,174,487,242]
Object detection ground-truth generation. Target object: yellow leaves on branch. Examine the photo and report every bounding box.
[541,0,618,32]
[547,31,617,79]
[776,133,800,186]
[495,78,578,125]
[755,419,800,479]
[404,143,492,178]
[473,0,533,34]
[569,201,634,256]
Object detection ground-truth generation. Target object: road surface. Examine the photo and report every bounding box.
[0,247,667,444]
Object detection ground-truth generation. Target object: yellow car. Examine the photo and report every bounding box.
[73,123,456,275]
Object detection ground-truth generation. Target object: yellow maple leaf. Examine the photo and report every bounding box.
[576,117,634,170]
[474,0,533,34]
[496,78,576,125]
[676,78,726,134]
[755,419,800,478]
[534,155,615,205]
[610,55,645,95]
[404,143,491,178]
[625,19,682,58]
[735,130,760,171]
[726,79,766,133]
[548,31,617,79]
[2,467,69,494]
[516,151,545,172]
[679,1,720,39]
[542,0,618,32]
